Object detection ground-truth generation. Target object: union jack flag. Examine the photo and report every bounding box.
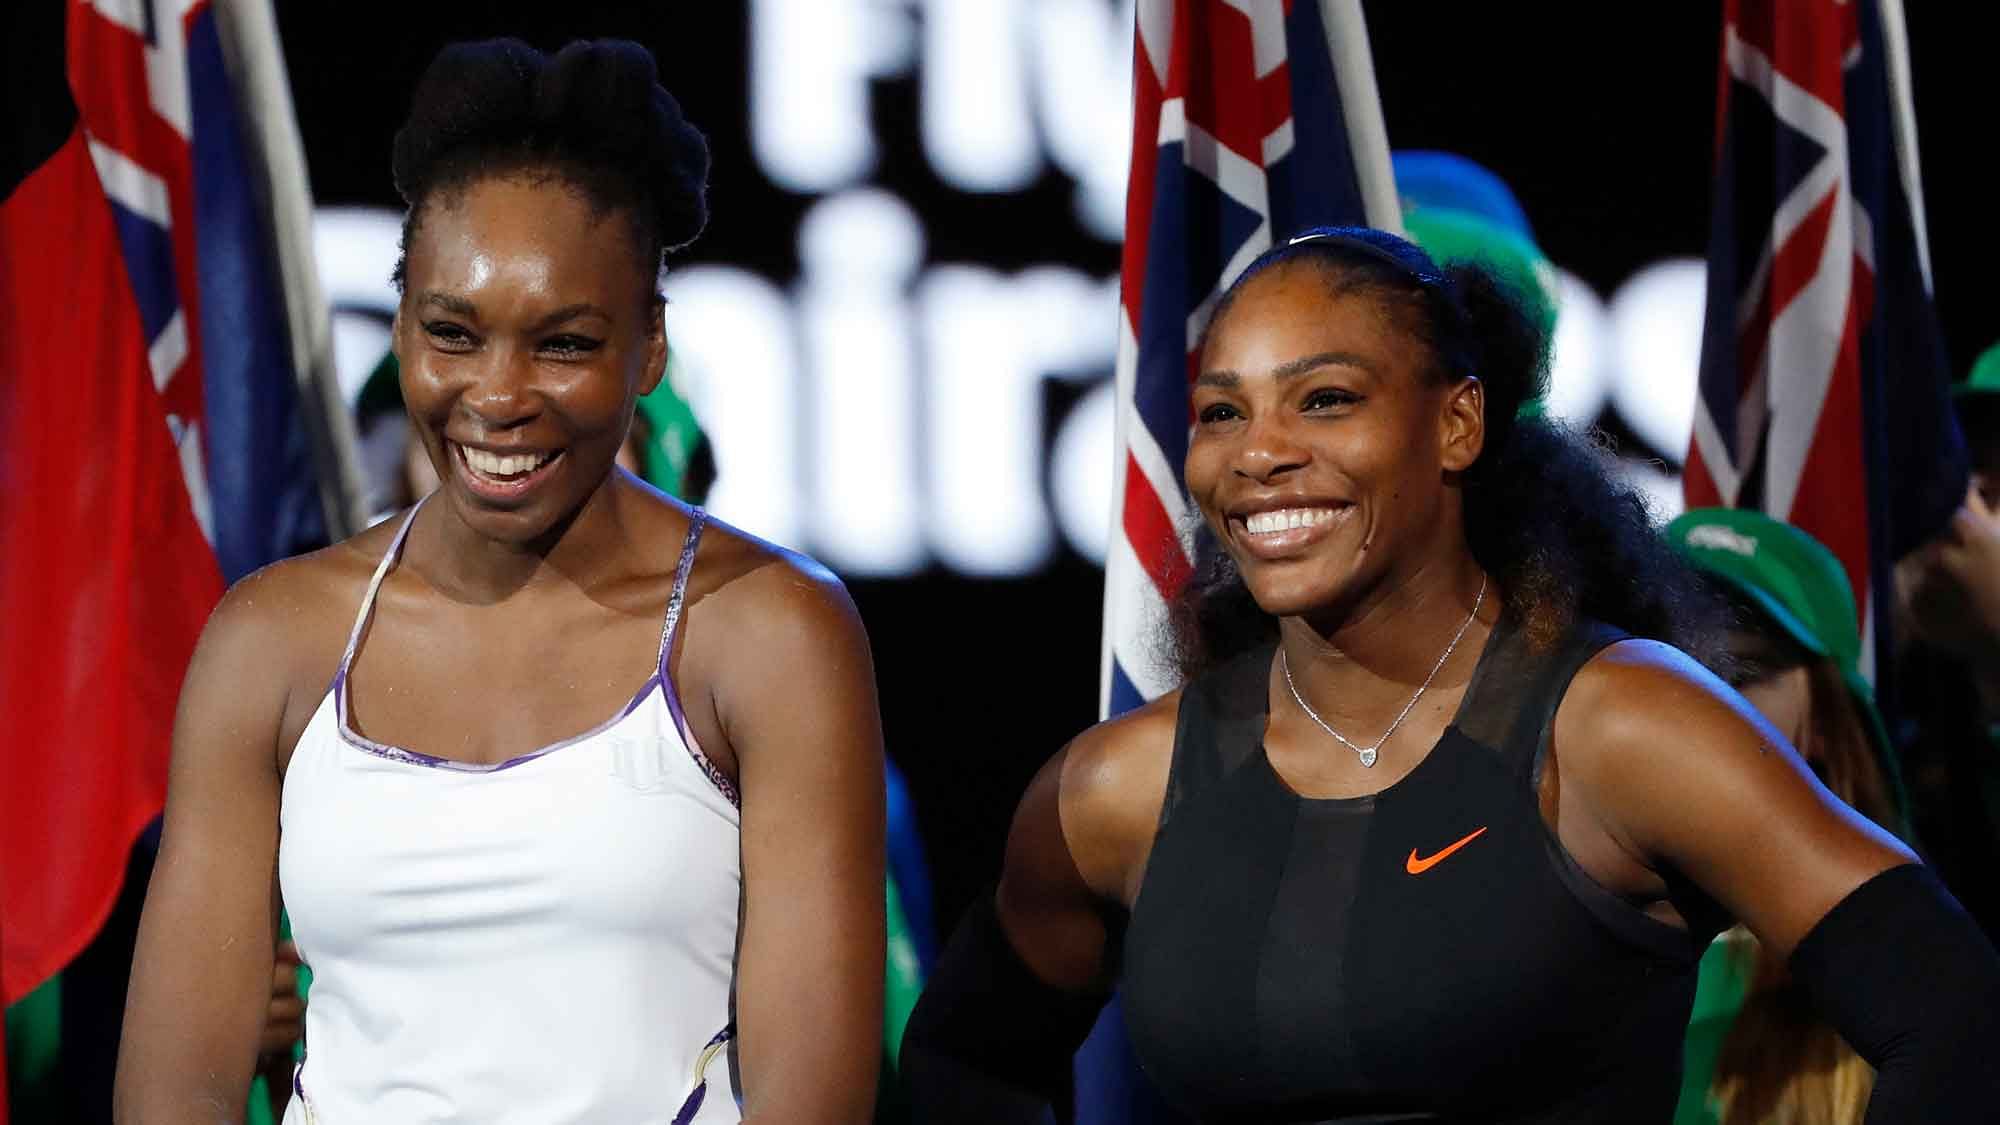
[1086,1,1397,1117]
[1685,0,1966,684]
[1100,0,1401,718]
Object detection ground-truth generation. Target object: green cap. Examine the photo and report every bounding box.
[1400,204,1556,419]
[1959,340,2000,398]
[1668,508,1862,673]
[1665,507,1908,831]
[356,349,404,420]
[1401,204,1557,336]
[633,352,707,501]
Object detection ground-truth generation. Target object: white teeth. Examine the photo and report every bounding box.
[1244,507,1337,535]
[460,445,555,478]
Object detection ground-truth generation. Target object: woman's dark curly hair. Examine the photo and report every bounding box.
[1171,227,1731,678]
[388,38,709,300]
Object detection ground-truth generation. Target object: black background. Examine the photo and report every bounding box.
[276,1,1996,937]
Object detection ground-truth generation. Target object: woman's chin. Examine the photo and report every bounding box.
[1241,567,1357,623]
[440,483,588,547]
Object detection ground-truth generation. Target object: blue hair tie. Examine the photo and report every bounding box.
[1283,226,1449,291]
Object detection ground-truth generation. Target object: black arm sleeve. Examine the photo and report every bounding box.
[1789,862,2000,1123]
[900,895,1111,1124]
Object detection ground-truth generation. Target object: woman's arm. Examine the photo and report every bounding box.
[1557,641,2000,1122]
[113,572,298,1123]
[902,700,1175,1123]
[706,557,887,1125]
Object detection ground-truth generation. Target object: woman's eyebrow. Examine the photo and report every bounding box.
[529,302,613,331]
[1197,351,1372,388]
[417,290,478,317]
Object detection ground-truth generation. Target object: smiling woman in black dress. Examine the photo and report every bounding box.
[903,228,2000,1123]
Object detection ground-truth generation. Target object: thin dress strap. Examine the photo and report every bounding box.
[655,508,709,679]
[653,508,737,807]
[1159,642,1275,831]
[340,497,428,673]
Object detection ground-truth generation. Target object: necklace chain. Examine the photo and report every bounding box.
[1280,576,1487,769]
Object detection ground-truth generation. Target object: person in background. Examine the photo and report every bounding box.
[1894,340,2000,936]
[346,348,430,522]
[1903,340,2000,699]
[1948,341,2000,505]
[115,38,885,1123]
[1668,509,1908,1125]
[625,351,717,502]
[901,227,2000,1123]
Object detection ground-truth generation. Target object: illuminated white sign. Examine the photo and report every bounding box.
[313,0,1711,576]
[749,0,1132,238]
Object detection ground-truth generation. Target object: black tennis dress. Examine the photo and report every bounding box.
[1121,612,1726,1123]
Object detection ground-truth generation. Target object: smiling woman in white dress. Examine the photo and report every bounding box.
[114,38,885,1125]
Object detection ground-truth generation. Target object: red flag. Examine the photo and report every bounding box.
[0,2,222,1015]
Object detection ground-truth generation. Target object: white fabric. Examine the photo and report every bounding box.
[278,515,741,1123]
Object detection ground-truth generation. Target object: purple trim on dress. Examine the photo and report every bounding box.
[657,510,741,808]
[335,667,664,774]
[292,1026,312,1122]
[669,1024,736,1125]
[331,501,736,793]
[662,677,738,807]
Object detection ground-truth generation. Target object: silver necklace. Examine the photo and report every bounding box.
[1280,576,1487,768]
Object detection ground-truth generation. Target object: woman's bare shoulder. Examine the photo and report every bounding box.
[177,514,410,771]
[1061,694,1182,817]
[662,500,863,651]
[1052,691,1184,905]
[676,503,840,597]
[215,516,400,644]
[215,517,410,697]
[605,473,836,606]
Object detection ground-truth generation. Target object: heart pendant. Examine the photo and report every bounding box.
[1359,748,1378,768]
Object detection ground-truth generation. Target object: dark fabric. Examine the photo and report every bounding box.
[1788,862,2000,1123]
[1122,613,1716,1123]
[1896,643,2000,938]
[902,895,1106,1123]
[3,841,156,1125]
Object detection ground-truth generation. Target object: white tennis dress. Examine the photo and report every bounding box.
[279,501,742,1123]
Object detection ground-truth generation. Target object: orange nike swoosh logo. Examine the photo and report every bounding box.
[1406,826,1488,874]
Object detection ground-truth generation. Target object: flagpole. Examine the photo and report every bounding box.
[1318,0,1402,233]
[1874,0,1933,292]
[211,0,369,539]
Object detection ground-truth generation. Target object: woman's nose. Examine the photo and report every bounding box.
[458,348,541,430]
[1233,413,1308,483]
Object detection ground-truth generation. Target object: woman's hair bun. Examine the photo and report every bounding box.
[530,40,709,251]
[391,37,710,285]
